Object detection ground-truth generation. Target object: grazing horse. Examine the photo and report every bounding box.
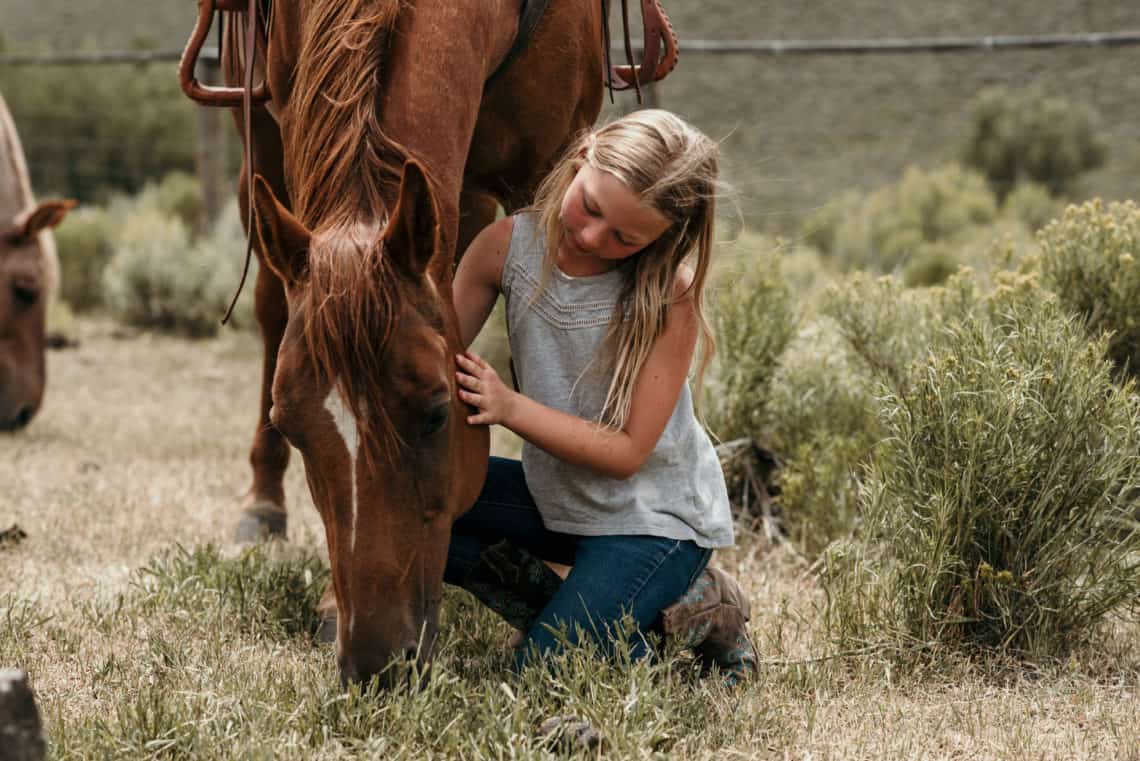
[0,91,73,432]
[212,0,606,684]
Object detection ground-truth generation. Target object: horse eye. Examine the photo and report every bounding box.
[12,282,39,307]
[421,402,449,438]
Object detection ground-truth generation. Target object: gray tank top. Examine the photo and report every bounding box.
[501,213,734,549]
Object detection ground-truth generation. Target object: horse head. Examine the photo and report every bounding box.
[0,200,72,431]
[252,159,487,686]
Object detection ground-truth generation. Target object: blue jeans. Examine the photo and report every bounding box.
[444,457,711,669]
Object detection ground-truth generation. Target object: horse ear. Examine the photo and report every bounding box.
[4,200,77,244]
[251,174,311,286]
[384,159,440,275]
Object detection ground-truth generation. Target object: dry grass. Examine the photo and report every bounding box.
[1,317,1138,759]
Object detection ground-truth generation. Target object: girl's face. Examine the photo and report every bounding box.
[557,164,671,271]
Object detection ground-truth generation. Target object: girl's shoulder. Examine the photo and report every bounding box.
[475,215,515,253]
[673,264,696,300]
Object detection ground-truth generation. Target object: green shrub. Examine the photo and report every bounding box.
[704,253,797,445]
[902,242,958,288]
[804,165,998,274]
[1038,199,1140,380]
[822,270,980,393]
[771,272,978,555]
[53,206,117,312]
[960,87,1106,199]
[798,191,860,257]
[825,285,1140,658]
[764,326,880,555]
[0,62,197,201]
[153,171,203,232]
[1001,182,1060,232]
[103,196,253,336]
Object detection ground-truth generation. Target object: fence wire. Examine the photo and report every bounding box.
[3,31,1140,65]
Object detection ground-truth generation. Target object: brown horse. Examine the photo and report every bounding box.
[0,91,73,432]
[217,0,605,684]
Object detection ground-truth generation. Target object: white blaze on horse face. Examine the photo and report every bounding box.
[323,388,360,557]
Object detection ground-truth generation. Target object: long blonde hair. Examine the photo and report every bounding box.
[529,109,720,430]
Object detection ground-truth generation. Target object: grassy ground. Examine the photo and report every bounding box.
[1,317,1138,759]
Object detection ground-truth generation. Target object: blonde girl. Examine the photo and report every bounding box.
[443,109,753,676]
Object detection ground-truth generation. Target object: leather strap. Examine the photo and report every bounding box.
[486,0,554,89]
[180,0,270,107]
[221,0,260,325]
[606,0,678,94]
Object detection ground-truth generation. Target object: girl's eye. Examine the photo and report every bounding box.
[582,196,600,217]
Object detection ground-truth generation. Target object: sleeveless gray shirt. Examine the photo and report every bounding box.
[501,213,734,549]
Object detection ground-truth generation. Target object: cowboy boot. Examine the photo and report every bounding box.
[661,566,758,686]
[461,540,563,632]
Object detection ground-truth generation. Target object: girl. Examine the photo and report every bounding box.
[444,109,755,679]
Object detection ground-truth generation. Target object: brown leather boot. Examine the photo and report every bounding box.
[661,566,758,685]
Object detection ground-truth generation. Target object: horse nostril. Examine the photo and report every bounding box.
[13,405,34,429]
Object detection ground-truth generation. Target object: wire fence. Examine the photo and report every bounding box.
[3,31,1140,65]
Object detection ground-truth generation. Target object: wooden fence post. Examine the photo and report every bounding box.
[194,57,228,234]
[0,669,45,761]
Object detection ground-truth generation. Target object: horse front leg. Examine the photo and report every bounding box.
[235,261,292,541]
[234,157,293,542]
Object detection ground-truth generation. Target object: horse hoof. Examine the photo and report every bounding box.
[536,715,604,753]
[234,502,288,543]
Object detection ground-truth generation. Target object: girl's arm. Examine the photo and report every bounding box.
[452,216,513,348]
[456,269,698,480]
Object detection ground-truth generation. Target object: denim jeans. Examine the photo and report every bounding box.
[444,457,711,669]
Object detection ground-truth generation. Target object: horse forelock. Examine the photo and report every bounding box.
[287,0,408,229]
[283,0,422,465]
[302,224,408,465]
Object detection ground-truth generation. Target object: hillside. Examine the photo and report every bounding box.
[2,0,1138,228]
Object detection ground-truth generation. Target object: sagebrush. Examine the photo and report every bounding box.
[825,280,1140,658]
[1038,199,1140,381]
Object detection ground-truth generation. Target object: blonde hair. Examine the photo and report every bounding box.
[529,109,720,430]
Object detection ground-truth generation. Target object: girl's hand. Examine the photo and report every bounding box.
[456,351,517,426]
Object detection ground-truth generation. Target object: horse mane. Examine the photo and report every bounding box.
[287,0,425,461]
[287,0,407,227]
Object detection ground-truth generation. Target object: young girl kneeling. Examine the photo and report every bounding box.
[445,109,755,680]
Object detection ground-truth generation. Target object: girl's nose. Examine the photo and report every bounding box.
[581,220,606,249]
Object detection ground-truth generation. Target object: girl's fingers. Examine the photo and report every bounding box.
[455,371,480,391]
[461,351,491,371]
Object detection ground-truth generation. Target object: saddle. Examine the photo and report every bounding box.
[179,0,679,108]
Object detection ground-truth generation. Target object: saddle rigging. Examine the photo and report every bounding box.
[178,0,679,323]
[179,0,680,108]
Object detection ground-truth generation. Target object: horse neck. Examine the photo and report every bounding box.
[275,0,518,262]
